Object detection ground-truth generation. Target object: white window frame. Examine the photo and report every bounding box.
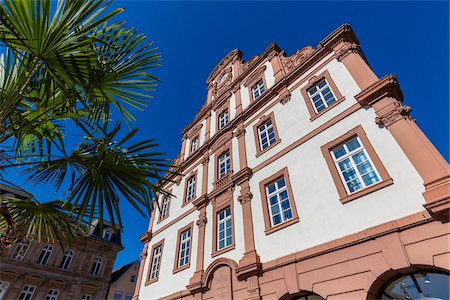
[266,177,293,227]
[307,78,337,114]
[218,110,229,130]
[160,196,170,219]
[177,229,191,268]
[218,152,231,178]
[0,281,10,300]
[102,228,113,240]
[58,250,73,270]
[45,289,59,300]
[331,137,381,194]
[149,245,162,280]
[191,137,200,152]
[90,257,102,276]
[186,176,196,202]
[258,119,276,150]
[217,207,232,250]
[18,285,35,300]
[36,244,53,266]
[252,80,265,100]
[12,240,30,260]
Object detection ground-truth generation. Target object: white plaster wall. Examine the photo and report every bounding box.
[210,110,216,137]
[248,108,426,263]
[240,83,250,111]
[229,94,236,120]
[183,139,190,161]
[231,137,240,173]
[199,119,207,146]
[264,60,275,90]
[140,213,198,300]
[207,153,215,194]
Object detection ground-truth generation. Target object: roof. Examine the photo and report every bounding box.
[110,260,139,284]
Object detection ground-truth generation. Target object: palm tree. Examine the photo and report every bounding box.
[0,0,171,247]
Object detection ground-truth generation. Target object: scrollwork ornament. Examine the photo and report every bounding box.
[238,191,253,205]
[375,103,412,127]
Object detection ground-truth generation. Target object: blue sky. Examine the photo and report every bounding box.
[5,1,449,269]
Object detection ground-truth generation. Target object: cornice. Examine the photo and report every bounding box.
[355,74,404,106]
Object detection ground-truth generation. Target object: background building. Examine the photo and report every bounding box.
[134,24,449,299]
[107,260,139,300]
[0,185,123,300]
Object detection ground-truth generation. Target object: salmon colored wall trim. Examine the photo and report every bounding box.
[234,85,243,115]
[187,204,207,293]
[252,111,281,157]
[235,123,248,170]
[145,239,164,285]
[355,75,450,222]
[215,101,231,134]
[157,190,172,224]
[211,192,236,257]
[204,113,211,142]
[173,222,194,274]
[258,167,299,235]
[268,51,285,83]
[247,75,269,104]
[132,241,148,300]
[213,139,233,184]
[253,103,361,173]
[320,125,393,203]
[300,69,345,121]
[151,207,197,238]
[243,65,267,87]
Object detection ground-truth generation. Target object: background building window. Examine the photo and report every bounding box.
[113,292,122,300]
[258,119,276,150]
[186,176,196,202]
[218,110,229,130]
[218,152,231,178]
[124,293,133,300]
[12,240,30,260]
[81,295,92,300]
[307,79,336,113]
[331,137,380,194]
[149,244,162,280]
[266,177,293,226]
[45,289,59,300]
[130,275,136,283]
[58,250,74,270]
[36,244,53,266]
[252,80,265,100]
[177,228,191,268]
[217,207,232,250]
[102,228,113,240]
[90,257,102,276]
[18,285,35,300]
[0,281,10,300]
[191,137,200,152]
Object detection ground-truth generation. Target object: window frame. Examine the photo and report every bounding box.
[102,228,113,241]
[321,125,393,204]
[58,250,74,271]
[158,192,171,223]
[218,109,229,131]
[217,151,231,178]
[146,239,164,285]
[211,195,235,257]
[191,136,200,153]
[251,79,266,100]
[252,111,281,157]
[36,244,53,266]
[183,171,197,206]
[300,70,345,120]
[81,295,92,300]
[18,285,35,300]
[45,289,59,300]
[12,240,30,261]
[90,257,102,277]
[259,167,299,235]
[173,222,194,273]
[244,65,268,103]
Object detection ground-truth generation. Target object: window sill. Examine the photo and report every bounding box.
[157,215,169,224]
[173,263,190,274]
[181,198,195,208]
[340,178,393,204]
[310,96,345,121]
[255,139,281,158]
[145,278,159,286]
[264,217,299,235]
[211,244,235,258]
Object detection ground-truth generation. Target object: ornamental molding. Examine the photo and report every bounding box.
[243,65,267,87]
[234,126,246,138]
[334,41,359,62]
[278,88,291,105]
[196,216,207,228]
[207,49,241,84]
[242,55,260,72]
[355,74,404,106]
[280,46,314,74]
[375,102,412,127]
[238,191,253,205]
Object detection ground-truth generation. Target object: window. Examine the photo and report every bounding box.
[331,137,380,194]
[18,285,35,300]
[58,250,73,270]
[253,112,280,156]
[12,240,30,260]
[124,293,133,300]
[301,70,344,120]
[90,257,102,276]
[173,223,193,273]
[81,295,92,300]
[259,167,299,235]
[45,289,59,300]
[160,196,170,220]
[102,228,113,240]
[36,244,53,266]
[148,240,164,282]
[218,152,231,178]
[113,292,122,300]
[218,110,229,130]
[185,175,196,202]
[217,207,232,250]
[191,137,200,152]
[0,281,10,300]
[321,126,392,204]
[130,275,136,283]
[307,79,336,113]
[252,80,265,100]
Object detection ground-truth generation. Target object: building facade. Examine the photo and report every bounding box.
[0,185,123,300]
[134,24,449,300]
[107,260,139,300]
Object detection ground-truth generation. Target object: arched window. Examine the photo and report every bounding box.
[90,257,102,276]
[58,250,74,270]
[130,275,136,283]
[36,245,53,266]
[11,240,30,260]
[379,271,449,300]
[102,228,113,241]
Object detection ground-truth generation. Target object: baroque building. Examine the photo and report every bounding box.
[134,24,449,300]
[0,185,123,300]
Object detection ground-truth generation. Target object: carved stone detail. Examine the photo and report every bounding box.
[335,41,358,62]
[280,46,314,73]
[196,216,207,228]
[234,126,246,138]
[243,55,260,72]
[279,90,291,105]
[238,192,253,205]
[201,153,210,165]
[375,102,412,127]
